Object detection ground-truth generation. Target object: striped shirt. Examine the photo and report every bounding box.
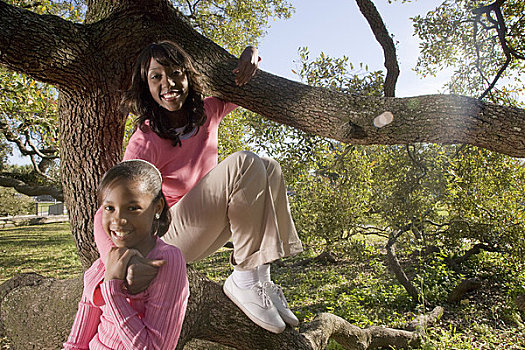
[63,239,189,349]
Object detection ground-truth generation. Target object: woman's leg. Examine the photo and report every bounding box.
[161,150,301,331]
[162,151,302,268]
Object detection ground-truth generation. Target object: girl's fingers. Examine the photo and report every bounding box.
[104,248,141,282]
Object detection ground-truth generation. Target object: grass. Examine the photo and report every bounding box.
[1,224,524,349]
[0,222,82,283]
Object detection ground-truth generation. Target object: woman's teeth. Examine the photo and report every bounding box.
[162,91,180,99]
[113,230,128,237]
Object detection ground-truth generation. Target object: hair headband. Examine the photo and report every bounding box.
[121,159,163,183]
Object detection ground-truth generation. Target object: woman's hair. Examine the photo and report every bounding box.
[97,159,171,237]
[121,40,206,147]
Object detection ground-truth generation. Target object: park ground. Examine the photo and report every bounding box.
[1,222,524,349]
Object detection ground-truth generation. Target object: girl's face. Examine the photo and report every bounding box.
[147,57,189,113]
[101,179,164,257]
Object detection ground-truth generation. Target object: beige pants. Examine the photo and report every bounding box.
[161,151,303,270]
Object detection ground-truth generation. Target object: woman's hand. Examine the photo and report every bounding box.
[125,255,166,294]
[104,247,140,282]
[233,45,259,86]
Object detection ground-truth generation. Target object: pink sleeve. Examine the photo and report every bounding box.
[123,129,159,163]
[99,248,189,349]
[63,280,102,349]
[93,207,113,262]
[205,96,237,124]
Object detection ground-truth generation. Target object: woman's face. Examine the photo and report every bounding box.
[147,57,189,112]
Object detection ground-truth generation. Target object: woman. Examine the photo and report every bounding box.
[94,41,303,334]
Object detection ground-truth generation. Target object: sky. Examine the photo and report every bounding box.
[258,0,449,97]
[7,0,449,166]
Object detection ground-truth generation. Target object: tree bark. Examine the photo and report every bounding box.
[355,0,399,97]
[0,271,443,350]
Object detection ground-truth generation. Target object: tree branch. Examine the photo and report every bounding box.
[0,1,90,88]
[472,0,525,99]
[385,231,426,305]
[354,0,399,97]
[0,174,63,201]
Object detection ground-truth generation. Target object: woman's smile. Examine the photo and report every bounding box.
[148,57,189,113]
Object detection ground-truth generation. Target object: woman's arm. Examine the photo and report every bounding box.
[233,45,259,86]
[100,247,189,349]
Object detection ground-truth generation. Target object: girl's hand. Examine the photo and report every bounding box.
[104,247,140,282]
[233,45,259,86]
[125,255,166,294]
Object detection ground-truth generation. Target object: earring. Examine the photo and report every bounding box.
[155,213,160,220]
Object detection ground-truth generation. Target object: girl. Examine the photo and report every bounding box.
[94,41,303,334]
[64,160,189,349]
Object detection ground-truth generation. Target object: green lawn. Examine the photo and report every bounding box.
[1,224,524,349]
[0,222,82,283]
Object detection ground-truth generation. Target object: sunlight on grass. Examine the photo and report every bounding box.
[0,222,82,283]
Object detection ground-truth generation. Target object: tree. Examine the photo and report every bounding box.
[413,0,525,103]
[0,0,523,348]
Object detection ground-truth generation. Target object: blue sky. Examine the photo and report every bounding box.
[258,0,449,97]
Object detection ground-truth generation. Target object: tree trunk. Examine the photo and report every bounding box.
[59,89,126,267]
[0,271,443,350]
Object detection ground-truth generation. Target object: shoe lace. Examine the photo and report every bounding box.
[255,283,272,309]
[264,282,289,308]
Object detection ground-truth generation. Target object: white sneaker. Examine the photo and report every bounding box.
[223,275,286,333]
[263,282,299,327]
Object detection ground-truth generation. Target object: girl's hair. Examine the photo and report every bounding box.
[121,40,206,147]
[97,160,171,237]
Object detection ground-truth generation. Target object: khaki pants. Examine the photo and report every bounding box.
[162,151,303,270]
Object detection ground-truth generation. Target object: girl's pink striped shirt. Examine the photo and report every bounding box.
[63,239,189,349]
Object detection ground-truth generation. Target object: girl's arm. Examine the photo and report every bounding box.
[93,207,113,260]
[63,270,103,350]
[63,295,101,350]
[100,246,189,349]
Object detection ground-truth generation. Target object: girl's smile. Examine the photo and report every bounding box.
[101,179,163,257]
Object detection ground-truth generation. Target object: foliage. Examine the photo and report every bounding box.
[413,0,525,105]
[0,187,35,217]
[174,0,294,54]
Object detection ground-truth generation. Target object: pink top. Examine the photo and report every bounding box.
[63,239,189,350]
[94,97,236,260]
[124,96,237,207]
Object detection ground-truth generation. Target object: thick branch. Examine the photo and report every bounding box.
[355,0,399,97]
[0,1,90,88]
[0,174,63,201]
[1,271,444,350]
[2,1,525,157]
